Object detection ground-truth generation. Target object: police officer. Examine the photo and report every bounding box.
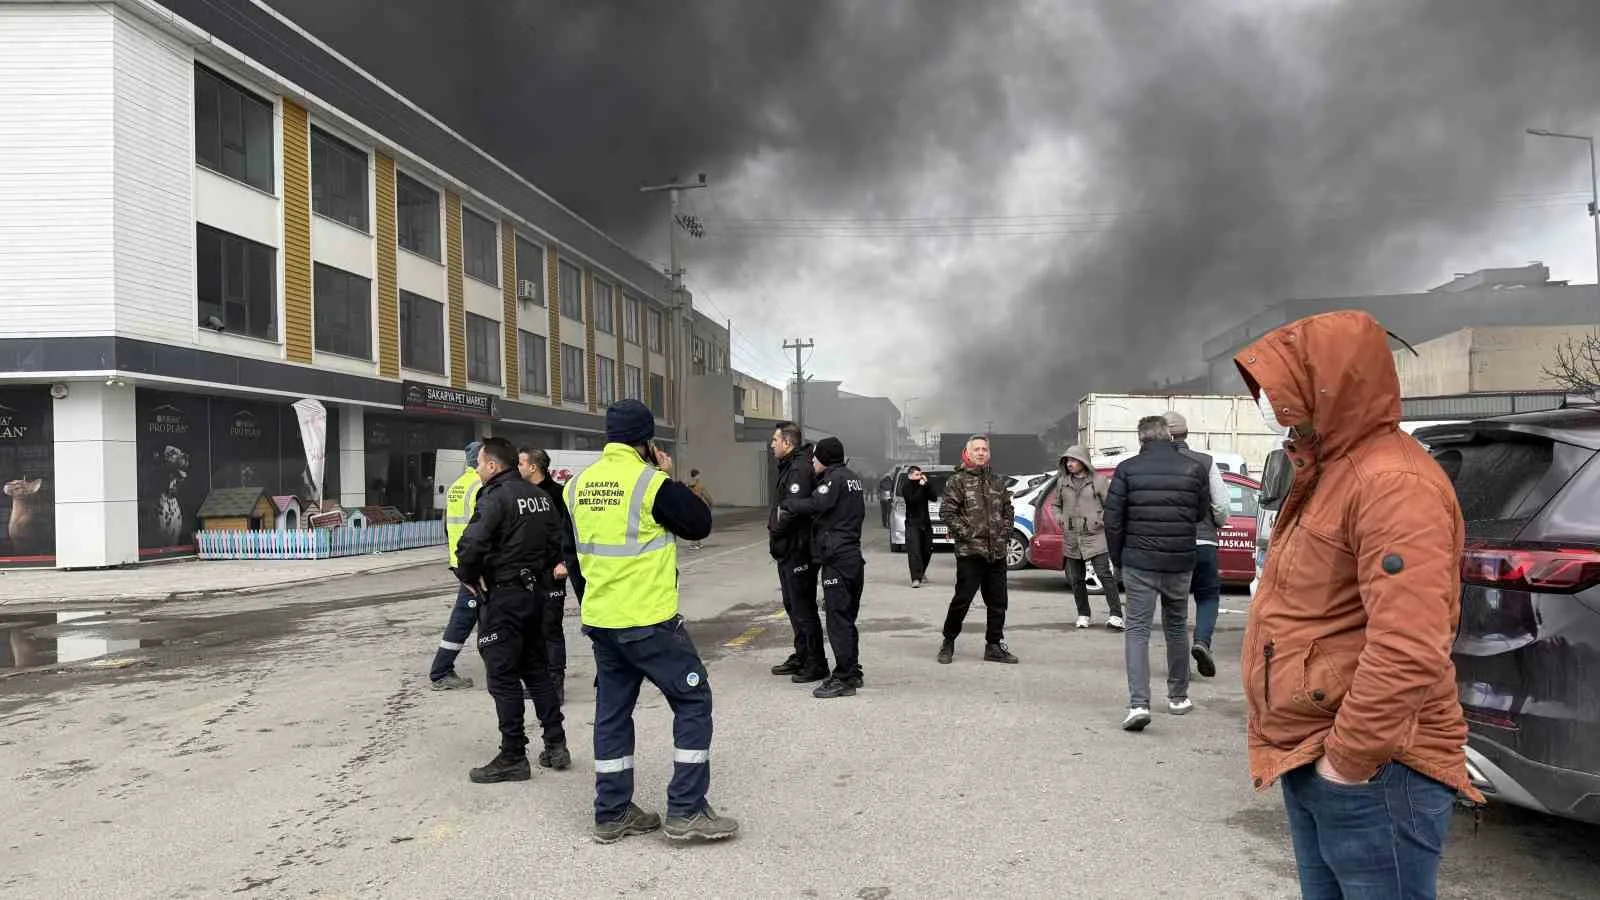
[455,437,570,783]
[519,447,578,704]
[779,437,866,699]
[429,441,482,691]
[767,422,828,683]
[567,400,738,844]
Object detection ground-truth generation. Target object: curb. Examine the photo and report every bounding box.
[0,556,438,607]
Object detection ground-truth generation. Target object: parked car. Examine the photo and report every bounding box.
[1006,472,1052,497]
[1417,406,1600,823]
[888,465,956,554]
[1027,468,1260,588]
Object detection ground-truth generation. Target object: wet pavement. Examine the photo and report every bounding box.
[3,517,1599,898]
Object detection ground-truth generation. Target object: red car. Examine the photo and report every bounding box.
[1028,468,1260,586]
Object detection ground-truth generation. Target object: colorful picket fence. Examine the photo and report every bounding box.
[196,520,445,560]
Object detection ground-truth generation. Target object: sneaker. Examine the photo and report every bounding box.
[1121,708,1152,732]
[538,741,572,770]
[771,657,804,676]
[937,639,955,665]
[663,804,741,842]
[469,751,531,783]
[984,641,1019,664]
[911,579,922,589]
[1074,616,1091,630]
[1192,643,1216,679]
[592,803,662,844]
[790,665,830,684]
[431,673,474,691]
[813,677,857,699]
[1169,698,1193,715]
[843,672,864,689]
[1106,616,1126,632]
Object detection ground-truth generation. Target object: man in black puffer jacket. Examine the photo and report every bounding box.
[1104,415,1211,733]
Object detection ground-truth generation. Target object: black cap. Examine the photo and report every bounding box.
[814,436,845,467]
[606,399,656,445]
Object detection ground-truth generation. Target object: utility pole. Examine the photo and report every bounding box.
[640,174,708,455]
[784,338,815,436]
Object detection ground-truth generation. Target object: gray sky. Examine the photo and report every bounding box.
[270,0,1600,433]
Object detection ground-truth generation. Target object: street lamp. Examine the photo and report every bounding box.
[1526,128,1600,295]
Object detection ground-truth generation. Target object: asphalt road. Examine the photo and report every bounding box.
[3,518,1599,898]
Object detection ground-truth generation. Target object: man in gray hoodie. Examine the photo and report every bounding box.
[1054,446,1124,631]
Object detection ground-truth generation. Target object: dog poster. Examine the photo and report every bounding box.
[136,390,210,558]
[0,386,55,565]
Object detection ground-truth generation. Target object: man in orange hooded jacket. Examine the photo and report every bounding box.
[1235,310,1480,898]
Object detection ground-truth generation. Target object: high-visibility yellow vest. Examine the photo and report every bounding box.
[566,443,678,628]
[445,468,481,568]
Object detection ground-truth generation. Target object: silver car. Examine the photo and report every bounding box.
[889,465,956,553]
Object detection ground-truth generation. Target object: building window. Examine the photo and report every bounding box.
[624,295,642,344]
[398,290,444,374]
[648,374,666,416]
[313,264,372,359]
[597,355,617,406]
[194,64,274,193]
[197,224,276,341]
[466,313,501,385]
[648,308,664,352]
[562,343,585,403]
[521,331,548,396]
[311,128,369,231]
[559,261,583,321]
[395,172,440,260]
[625,364,643,401]
[733,385,746,416]
[462,208,498,286]
[594,280,615,334]
[692,337,706,375]
[515,237,544,306]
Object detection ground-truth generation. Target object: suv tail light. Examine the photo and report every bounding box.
[1460,542,1600,593]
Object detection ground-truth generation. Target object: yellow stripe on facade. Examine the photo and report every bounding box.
[281,99,313,364]
[500,217,518,397]
[374,154,400,378]
[445,192,466,389]
[547,246,561,400]
[584,266,598,412]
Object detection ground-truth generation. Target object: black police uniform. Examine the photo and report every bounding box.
[454,467,567,778]
[782,461,866,691]
[769,443,827,679]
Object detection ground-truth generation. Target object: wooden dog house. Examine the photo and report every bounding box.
[197,487,275,532]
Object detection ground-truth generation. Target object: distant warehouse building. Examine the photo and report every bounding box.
[0,1,702,567]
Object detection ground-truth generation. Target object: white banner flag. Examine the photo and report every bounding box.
[291,399,327,507]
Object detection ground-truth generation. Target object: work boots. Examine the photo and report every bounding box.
[771,656,804,676]
[431,673,473,691]
[469,751,531,784]
[790,664,829,684]
[937,639,955,665]
[592,803,663,844]
[663,804,741,842]
[538,740,572,771]
[984,642,1019,664]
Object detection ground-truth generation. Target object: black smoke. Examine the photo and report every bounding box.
[266,0,1600,430]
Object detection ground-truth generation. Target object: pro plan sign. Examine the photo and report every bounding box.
[402,381,496,420]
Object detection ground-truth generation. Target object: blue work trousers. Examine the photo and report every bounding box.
[429,584,479,682]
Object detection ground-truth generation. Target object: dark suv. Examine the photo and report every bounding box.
[1418,406,1600,823]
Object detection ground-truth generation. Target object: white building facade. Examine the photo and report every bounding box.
[0,0,686,567]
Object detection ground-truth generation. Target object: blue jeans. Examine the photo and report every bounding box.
[1192,544,1221,648]
[1281,761,1456,899]
[585,616,714,822]
[429,584,479,682]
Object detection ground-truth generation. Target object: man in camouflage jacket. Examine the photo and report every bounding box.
[937,435,1019,665]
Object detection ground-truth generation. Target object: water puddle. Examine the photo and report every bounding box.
[0,610,171,671]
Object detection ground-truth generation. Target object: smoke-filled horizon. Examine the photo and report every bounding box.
[268,0,1600,432]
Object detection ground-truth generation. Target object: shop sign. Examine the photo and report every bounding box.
[402,381,496,420]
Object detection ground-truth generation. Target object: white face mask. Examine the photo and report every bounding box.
[1258,389,1292,439]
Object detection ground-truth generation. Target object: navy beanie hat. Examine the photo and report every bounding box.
[606,399,656,446]
[814,436,845,467]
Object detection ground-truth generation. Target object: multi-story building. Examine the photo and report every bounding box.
[732,371,784,420]
[0,1,692,567]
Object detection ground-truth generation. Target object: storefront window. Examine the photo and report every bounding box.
[0,387,56,566]
[363,414,472,521]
